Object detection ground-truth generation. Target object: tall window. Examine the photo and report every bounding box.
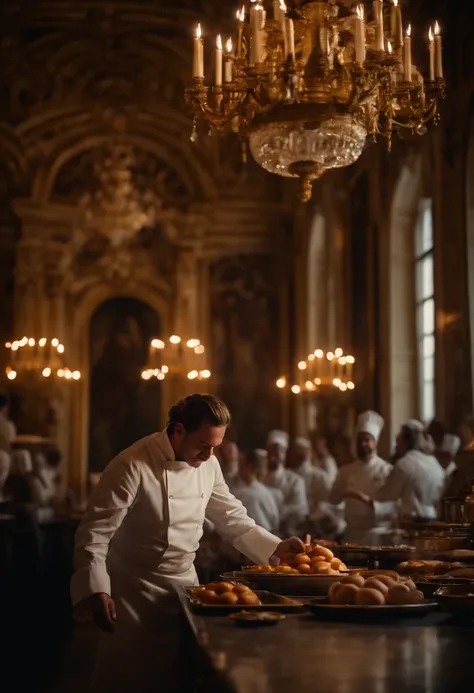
[415,199,435,422]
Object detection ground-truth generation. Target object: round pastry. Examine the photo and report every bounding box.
[364,577,389,596]
[311,561,331,574]
[372,574,397,588]
[330,558,343,570]
[402,579,417,591]
[312,545,334,561]
[329,582,343,601]
[232,584,251,594]
[238,592,261,606]
[217,592,239,605]
[386,584,411,605]
[213,581,236,594]
[297,563,311,574]
[310,555,326,564]
[355,588,386,606]
[340,574,366,588]
[294,553,311,565]
[200,589,219,604]
[333,584,360,605]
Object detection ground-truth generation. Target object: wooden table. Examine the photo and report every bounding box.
[178,592,474,693]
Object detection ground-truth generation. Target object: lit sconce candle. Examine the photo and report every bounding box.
[428,26,435,81]
[225,39,233,82]
[250,0,265,65]
[403,24,412,81]
[276,377,286,389]
[215,34,223,86]
[373,0,384,52]
[355,5,366,64]
[236,6,245,59]
[193,24,204,79]
[434,21,443,78]
[291,385,301,395]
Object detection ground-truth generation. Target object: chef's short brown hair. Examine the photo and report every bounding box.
[167,394,231,433]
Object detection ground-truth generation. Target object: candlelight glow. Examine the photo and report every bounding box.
[187,370,198,380]
[42,368,51,378]
[216,34,222,50]
[194,345,205,354]
[57,344,65,354]
[291,385,301,394]
[346,355,356,364]
[39,338,47,347]
[429,26,434,42]
[161,365,169,374]
[335,348,343,358]
[298,361,307,370]
[434,21,440,36]
[279,0,287,10]
[387,41,393,54]
[52,338,59,348]
[201,370,211,379]
[327,352,334,361]
[276,377,286,388]
[305,381,315,390]
[7,369,17,380]
[314,349,324,359]
[393,0,398,6]
[226,38,233,53]
[28,338,35,347]
[170,335,181,345]
[406,24,412,38]
[315,378,322,386]
[356,4,364,20]
[236,6,245,22]
[196,23,202,40]
[348,381,355,390]
[152,339,165,349]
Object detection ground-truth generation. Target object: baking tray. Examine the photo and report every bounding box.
[183,587,305,614]
[307,598,438,622]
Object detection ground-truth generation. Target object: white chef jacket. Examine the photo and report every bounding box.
[373,450,445,521]
[330,455,392,545]
[71,430,280,693]
[264,466,308,534]
[313,454,338,485]
[233,480,280,533]
[293,460,331,517]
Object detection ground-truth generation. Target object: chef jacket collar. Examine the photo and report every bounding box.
[267,465,285,481]
[155,429,191,470]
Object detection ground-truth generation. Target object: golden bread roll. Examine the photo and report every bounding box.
[329,582,343,601]
[333,584,360,605]
[311,561,331,574]
[213,582,236,594]
[372,574,397,588]
[411,590,424,604]
[364,577,389,596]
[312,545,334,561]
[403,579,417,591]
[340,574,365,588]
[310,555,326,564]
[238,592,261,606]
[206,582,220,591]
[339,562,348,571]
[297,563,311,574]
[386,584,411,605]
[330,558,343,570]
[217,592,239,605]
[294,553,311,565]
[355,588,386,606]
[200,589,218,604]
[328,569,341,575]
[276,565,294,573]
[232,584,251,594]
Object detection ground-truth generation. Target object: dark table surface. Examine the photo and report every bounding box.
[178,591,474,693]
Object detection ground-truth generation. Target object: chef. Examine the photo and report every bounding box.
[436,433,461,486]
[329,411,392,545]
[215,438,240,491]
[264,429,309,535]
[351,420,446,522]
[233,449,280,533]
[71,395,304,693]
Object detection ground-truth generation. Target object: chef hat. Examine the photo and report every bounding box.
[356,410,384,442]
[294,436,311,449]
[404,419,425,432]
[441,434,461,457]
[267,429,289,449]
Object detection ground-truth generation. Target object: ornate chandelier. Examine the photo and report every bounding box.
[80,147,154,247]
[186,0,445,201]
[5,337,81,382]
[142,335,211,383]
[276,347,355,393]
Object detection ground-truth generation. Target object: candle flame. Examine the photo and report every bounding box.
[406,24,412,38]
[434,20,441,36]
[236,5,245,22]
[393,0,398,6]
[216,34,222,50]
[280,0,287,11]
[429,26,433,42]
[226,38,233,53]
[387,40,393,54]
[196,23,202,40]
[356,4,364,20]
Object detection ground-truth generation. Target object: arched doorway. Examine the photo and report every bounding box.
[88,297,161,472]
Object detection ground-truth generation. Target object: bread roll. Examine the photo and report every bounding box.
[333,584,360,605]
[213,582,236,594]
[364,577,389,596]
[232,584,251,594]
[403,579,417,591]
[355,588,386,606]
[294,553,311,565]
[217,592,239,605]
[310,555,326,564]
[329,582,343,602]
[200,589,218,604]
[311,561,331,574]
[238,592,261,606]
[297,563,311,574]
[312,545,334,561]
[373,575,397,588]
[386,584,411,605]
[340,574,365,588]
[330,558,343,570]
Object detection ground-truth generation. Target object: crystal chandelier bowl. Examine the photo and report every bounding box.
[249,115,367,179]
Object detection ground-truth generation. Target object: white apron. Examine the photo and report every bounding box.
[71,431,280,693]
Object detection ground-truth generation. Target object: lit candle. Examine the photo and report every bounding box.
[391,0,403,59]
[434,21,443,78]
[428,26,435,81]
[236,6,245,59]
[225,39,233,82]
[215,34,223,86]
[250,0,265,65]
[193,24,204,79]
[403,24,412,81]
[355,5,366,64]
[373,0,384,52]
[286,17,295,59]
[273,0,282,21]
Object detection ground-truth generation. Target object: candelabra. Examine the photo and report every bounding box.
[5,337,81,381]
[186,0,445,201]
[142,335,211,382]
[276,347,355,394]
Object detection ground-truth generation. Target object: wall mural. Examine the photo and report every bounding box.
[88,297,161,472]
[210,255,280,449]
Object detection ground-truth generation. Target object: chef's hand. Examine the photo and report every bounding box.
[78,593,117,634]
[270,536,306,565]
[342,490,373,505]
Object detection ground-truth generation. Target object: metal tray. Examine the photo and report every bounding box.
[183,587,304,614]
[220,570,344,596]
[308,598,438,622]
